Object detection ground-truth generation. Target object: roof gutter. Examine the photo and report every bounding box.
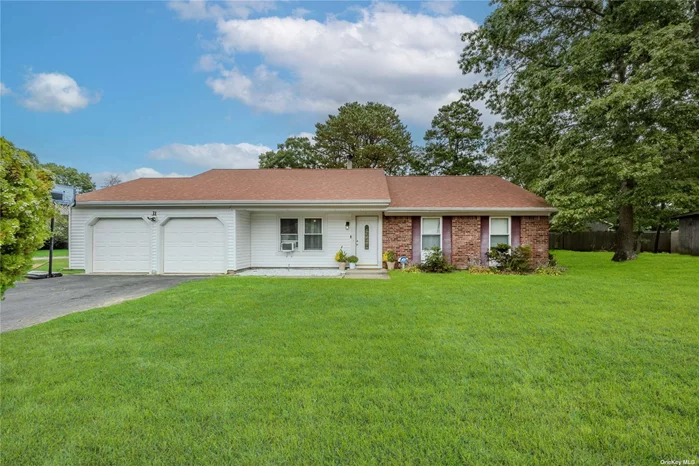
[75,199,392,208]
[384,207,557,214]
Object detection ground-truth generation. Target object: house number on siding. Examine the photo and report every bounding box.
[364,225,370,250]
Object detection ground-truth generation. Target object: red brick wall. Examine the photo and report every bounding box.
[383,215,550,268]
[382,216,413,260]
[452,216,482,268]
[521,216,550,265]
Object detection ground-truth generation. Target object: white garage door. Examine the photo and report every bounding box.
[93,219,151,273]
[163,218,226,274]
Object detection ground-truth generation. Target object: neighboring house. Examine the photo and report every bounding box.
[69,169,554,274]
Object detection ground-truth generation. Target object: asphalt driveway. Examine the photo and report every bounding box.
[1,275,207,332]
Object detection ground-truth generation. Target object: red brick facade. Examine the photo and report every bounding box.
[451,216,482,268]
[382,216,413,259]
[521,216,550,265]
[382,214,550,268]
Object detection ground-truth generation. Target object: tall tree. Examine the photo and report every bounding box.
[259,136,322,169]
[258,103,414,174]
[460,0,699,261]
[423,99,486,175]
[0,137,55,296]
[314,102,413,175]
[42,162,96,193]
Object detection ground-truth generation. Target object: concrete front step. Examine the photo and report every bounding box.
[344,269,390,280]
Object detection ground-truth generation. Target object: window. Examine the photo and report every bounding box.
[304,218,323,250]
[421,217,441,250]
[490,217,510,247]
[51,192,64,201]
[280,218,298,250]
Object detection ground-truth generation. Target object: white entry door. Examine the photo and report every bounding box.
[355,216,379,266]
[93,219,151,273]
[163,218,226,274]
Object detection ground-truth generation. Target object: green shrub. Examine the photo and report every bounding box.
[334,249,347,262]
[486,244,533,273]
[402,265,423,273]
[1,137,55,296]
[418,247,456,273]
[382,250,396,262]
[347,255,359,264]
[548,253,558,267]
[534,265,566,276]
[41,214,68,250]
[468,265,495,275]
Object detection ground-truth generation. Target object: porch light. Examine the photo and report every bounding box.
[345,221,350,230]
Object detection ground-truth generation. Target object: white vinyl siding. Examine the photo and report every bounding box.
[235,210,251,270]
[251,211,355,268]
[490,217,511,247]
[69,207,86,270]
[70,206,384,272]
[70,206,235,273]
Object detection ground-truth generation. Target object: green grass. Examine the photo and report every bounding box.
[32,248,68,258]
[32,258,82,275]
[2,252,698,465]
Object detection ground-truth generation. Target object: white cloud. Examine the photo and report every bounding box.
[421,0,456,15]
[0,82,12,96]
[196,54,221,72]
[190,3,480,124]
[147,142,272,169]
[21,72,100,113]
[91,167,184,188]
[168,1,276,20]
[291,8,311,18]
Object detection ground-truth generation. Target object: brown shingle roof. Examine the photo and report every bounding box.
[77,169,391,202]
[386,176,551,209]
[76,169,551,210]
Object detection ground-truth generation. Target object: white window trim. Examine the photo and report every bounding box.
[303,217,324,252]
[489,216,512,249]
[279,217,300,252]
[278,216,325,252]
[421,216,443,252]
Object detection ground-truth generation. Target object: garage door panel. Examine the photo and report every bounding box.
[93,219,151,273]
[163,218,226,274]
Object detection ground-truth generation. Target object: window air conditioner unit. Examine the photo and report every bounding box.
[281,241,295,252]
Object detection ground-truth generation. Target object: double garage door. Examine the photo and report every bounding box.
[92,218,226,274]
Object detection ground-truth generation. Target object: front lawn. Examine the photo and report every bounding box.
[2,252,697,464]
[32,248,68,257]
[32,258,82,275]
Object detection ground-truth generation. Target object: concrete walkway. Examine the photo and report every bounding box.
[236,268,390,279]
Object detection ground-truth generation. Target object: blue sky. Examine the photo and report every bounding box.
[1,1,492,186]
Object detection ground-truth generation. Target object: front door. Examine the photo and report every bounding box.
[356,216,379,266]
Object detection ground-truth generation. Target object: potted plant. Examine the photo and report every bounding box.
[347,255,359,269]
[335,248,348,271]
[382,250,396,270]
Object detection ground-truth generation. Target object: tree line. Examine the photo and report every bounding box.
[261,0,699,262]
[259,100,487,176]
